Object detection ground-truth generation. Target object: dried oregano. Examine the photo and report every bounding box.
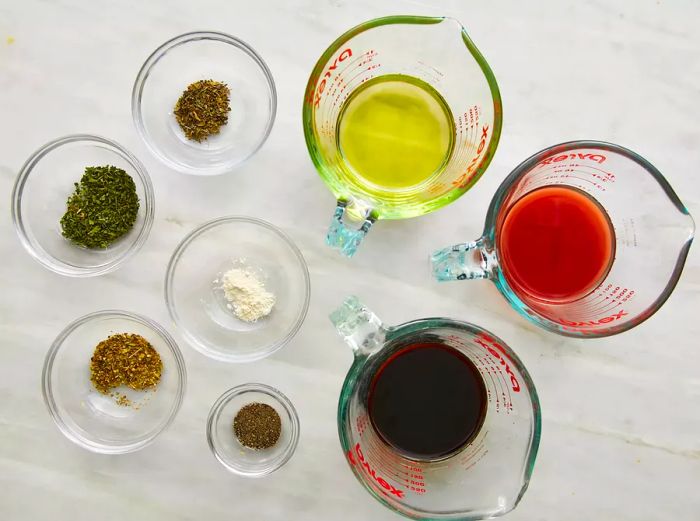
[174,79,231,142]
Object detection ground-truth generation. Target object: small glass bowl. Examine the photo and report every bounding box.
[207,383,300,477]
[11,135,154,277]
[132,31,277,175]
[165,216,310,362]
[42,310,186,454]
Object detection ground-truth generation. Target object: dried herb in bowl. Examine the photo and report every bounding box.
[174,79,231,142]
[89,333,162,406]
[60,165,139,249]
[233,402,281,449]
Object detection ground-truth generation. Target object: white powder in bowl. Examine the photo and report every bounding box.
[221,267,276,322]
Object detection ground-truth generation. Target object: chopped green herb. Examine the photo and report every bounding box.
[60,165,139,249]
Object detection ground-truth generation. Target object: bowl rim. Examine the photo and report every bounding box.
[131,30,278,176]
[164,215,311,363]
[10,134,155,278]
[42,309,187,454]
[206,383,300,477]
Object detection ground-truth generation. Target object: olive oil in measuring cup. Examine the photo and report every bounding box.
[337,74,455,194]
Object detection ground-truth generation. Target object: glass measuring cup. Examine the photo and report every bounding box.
[432,141,695,337]
[303,16,502,256]
[330,297,540,520]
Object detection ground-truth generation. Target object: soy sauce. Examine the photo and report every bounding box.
[368,342,487,461]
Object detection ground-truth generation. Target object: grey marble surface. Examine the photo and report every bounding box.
[1,1,699,520]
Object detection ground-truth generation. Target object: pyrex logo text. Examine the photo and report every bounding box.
[347,443,404,498]
[310,48,353,108]
[453,125,490,188]
[557,309,627,328]
[537,152,606,168]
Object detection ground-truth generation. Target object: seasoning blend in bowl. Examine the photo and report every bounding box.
[132,31,277,175]
[207,383,300,477]
[165,216,310,362]
[89,333,163,408]
[42,311,186,454]
[11,135,154,277]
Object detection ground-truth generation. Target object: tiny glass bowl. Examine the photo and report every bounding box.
[11,135,154,277]
[132,31,277,175]
[207,383,300,477]
[42,310,187,454]
[165,216,310,362]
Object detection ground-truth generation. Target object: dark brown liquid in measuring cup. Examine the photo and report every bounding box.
[368,342,487,461]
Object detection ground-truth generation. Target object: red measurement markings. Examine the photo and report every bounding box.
[445,335,515,414]
[552,283,636,326]
[446,107,478,185]
[356,413,370,436]
[451,107,479,176]
[474,333,520,393]
[317,49,381,138]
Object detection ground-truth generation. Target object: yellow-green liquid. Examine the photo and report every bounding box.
[337,74,454,192]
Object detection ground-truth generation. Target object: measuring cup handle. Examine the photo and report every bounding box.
[330,296,387,357]
[326,200,376,257]
[431,237,495,281]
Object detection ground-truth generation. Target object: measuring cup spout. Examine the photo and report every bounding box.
[326,200,376,257]
[431,237,495,282]
[330,296,387,356]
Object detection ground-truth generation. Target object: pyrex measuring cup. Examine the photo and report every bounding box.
[303,16,502,256]
[432,141,695,337]
[330,297,540,520]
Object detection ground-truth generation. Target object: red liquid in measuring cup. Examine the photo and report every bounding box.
[368,343,487,461]
[498,186,615,302]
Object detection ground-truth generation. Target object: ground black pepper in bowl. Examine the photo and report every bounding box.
[233,402,281,449]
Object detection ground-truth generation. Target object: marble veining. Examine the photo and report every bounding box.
[1,1,699,520]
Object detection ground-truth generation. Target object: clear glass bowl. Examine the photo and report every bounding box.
[165,216,310,362]
[42,310,187,454]
[132,31,277,175]
[207,383,300,477]
[11,135,154,277]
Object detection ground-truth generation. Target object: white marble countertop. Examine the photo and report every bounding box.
[1,1,698,519]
